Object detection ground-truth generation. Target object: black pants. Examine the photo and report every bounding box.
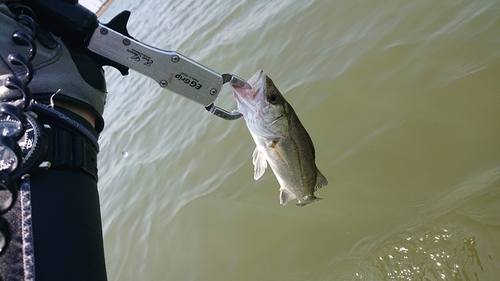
[31,168,107,281]
[0,108,107,281]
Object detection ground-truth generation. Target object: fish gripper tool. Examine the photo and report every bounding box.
[205,73,250,120]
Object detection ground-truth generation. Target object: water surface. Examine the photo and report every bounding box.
[96,1,500,280]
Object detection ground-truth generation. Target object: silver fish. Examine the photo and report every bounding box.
[232,70,328,206]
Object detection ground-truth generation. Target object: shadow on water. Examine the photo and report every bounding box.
[365,228,487,280]
[339,166,500,281]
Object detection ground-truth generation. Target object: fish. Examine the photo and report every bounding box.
[232,70,328,206]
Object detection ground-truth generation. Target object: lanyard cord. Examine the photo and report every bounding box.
[0,3,38,256]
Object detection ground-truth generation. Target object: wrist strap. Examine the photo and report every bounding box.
[42,126,98,181]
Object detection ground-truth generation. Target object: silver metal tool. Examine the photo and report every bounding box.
[204,74,251,120]
[86,12,247,120]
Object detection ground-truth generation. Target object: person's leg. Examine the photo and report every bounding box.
[30,168,107,281]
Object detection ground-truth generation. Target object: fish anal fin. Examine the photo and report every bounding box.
[279,189,296,206]
[314,169,328,191]
[252,147,267,180]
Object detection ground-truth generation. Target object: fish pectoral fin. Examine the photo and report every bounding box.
[279,189,296,206]
[252,147,267,180]
[314,169,328,191]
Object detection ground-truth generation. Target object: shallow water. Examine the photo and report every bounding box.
[95,0,500,280]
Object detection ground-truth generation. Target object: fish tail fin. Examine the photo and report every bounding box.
[314,169,328,191]
[296,196,322,207]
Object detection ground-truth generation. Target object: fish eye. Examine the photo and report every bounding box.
[268,91,279,104]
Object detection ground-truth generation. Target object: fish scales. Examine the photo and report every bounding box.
[232,70,328,206]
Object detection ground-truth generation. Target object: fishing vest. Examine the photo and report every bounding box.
[0,3,106,132]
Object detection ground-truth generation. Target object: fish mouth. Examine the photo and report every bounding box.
[247,69,264,87]
[231,70,267,117]
[232,70,265,100]
[231,69,266,105]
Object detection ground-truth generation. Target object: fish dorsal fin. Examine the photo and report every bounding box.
[252,147,267,180]
[314,169,328,191]
[279,189,296,206]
